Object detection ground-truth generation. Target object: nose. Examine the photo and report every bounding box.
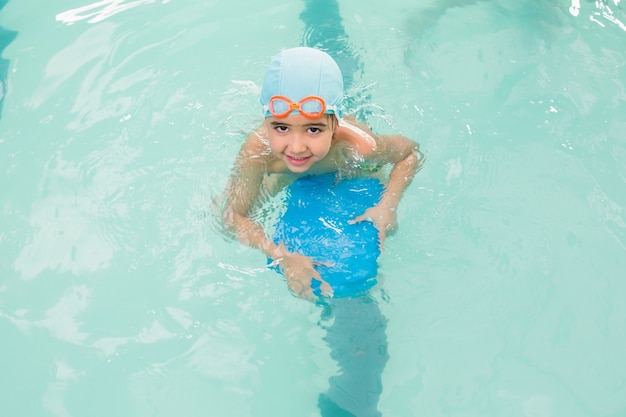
[288,132,307,154]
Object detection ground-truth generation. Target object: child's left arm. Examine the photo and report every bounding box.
[351,134,422,247]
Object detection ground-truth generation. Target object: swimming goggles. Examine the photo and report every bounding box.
[264,95,339,119]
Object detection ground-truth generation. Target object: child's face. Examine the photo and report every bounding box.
[265,114,335,173]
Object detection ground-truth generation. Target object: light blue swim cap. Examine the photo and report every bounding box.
[260,47,344,118]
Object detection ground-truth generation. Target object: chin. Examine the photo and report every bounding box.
[287,165,312,174]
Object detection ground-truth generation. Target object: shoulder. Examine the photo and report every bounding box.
[333,117,378,155]
[239,126,270,158]
[237,125,285,173]
[333,116,420,165]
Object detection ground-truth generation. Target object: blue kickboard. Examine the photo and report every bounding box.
[270,173,383,297]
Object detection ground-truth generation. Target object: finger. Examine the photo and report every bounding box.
[320,281,334,298]
[292,280,331,299]
[288,279,313,300]
[312,260,334,268]
[309,268,323,282]
[311,277,333,298]
[309,270,334,297]
[348,214,372,225]
[378,228,386,253]
[298,286,314,299]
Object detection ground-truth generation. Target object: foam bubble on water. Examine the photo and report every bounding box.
[570,0,581,17]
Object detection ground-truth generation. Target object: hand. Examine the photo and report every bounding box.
[349,204,398,250]
[274,244,334,299]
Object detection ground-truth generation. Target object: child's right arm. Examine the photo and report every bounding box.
[222,134,279,257]
[222,134,333,299]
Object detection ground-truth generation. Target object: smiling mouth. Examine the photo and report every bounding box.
[286,155,311,165]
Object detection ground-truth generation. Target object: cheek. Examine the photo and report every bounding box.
[267,133,286,153]
[312,134,333,155]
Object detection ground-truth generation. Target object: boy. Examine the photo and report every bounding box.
[223,47,421,299]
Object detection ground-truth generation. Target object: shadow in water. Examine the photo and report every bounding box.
[317,296,388,417]
[300,0,362,89]
[300,0,374,122]
[0,0,17,120]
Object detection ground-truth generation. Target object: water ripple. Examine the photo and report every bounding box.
[56,0,167,25]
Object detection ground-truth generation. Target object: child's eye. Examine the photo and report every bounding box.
[307,127,321,134]
[274,125,289,133]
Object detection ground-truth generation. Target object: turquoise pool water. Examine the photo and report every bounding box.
[1,1,625,416]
